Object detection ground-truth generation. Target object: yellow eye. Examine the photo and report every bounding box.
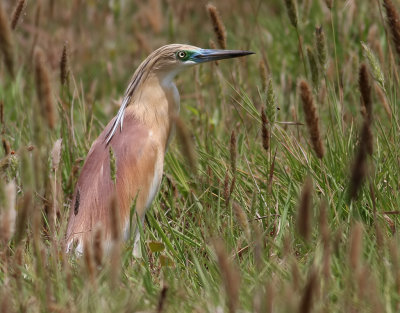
[177,51,187,59]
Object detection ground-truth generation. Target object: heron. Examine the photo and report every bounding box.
[66,44,254,255]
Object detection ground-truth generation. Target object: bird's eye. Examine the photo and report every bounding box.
[177,51,187,60]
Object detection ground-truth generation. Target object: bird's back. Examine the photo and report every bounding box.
[66,112,161,253]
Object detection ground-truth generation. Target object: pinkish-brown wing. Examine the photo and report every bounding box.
[66,113,159,252]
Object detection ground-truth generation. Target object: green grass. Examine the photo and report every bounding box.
[1,0,400,312]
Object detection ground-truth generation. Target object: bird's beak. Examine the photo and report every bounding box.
[193,49,255,63]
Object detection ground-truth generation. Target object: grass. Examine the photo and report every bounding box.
[1,0,400,312]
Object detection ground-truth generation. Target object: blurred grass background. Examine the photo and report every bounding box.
[1,0,400,312]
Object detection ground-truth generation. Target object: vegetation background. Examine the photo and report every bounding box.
[0,0,400,312]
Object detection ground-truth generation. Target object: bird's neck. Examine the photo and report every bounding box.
[125,73,180,150]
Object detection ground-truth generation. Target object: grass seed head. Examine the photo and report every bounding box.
[60,43,69,86]
[266,79,277,126]
[109,146,117,184]
[93,225,103,268]
[230,130,237,175]
[34,48,56,129]
[51,139,62,172]
[297,176,313,241]
[359,63,372,122]
[383,0,400,60]
[259,59,268,91]
[83,237,95,283]
[284,0,298,28]
[324,0,333,10]
[299,267,317,313]
[261,108,270,151]
[206,4,227,49]
[349,222,363,272]
[232,202,250,240]
[214,239,240,313]
[0,2,14,77]
[361,42,385,91]
[307,46,319,89]
[299,80,324,159]
[11,0,25,30]
[315,26,327,70]
[109,193,120,242]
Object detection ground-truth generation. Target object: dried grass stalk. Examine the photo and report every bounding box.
[34,48,56,129]
[349,222,363,271]
[11,0,25,30]
[14,191,31,246]
[297,176,313,241]
[157,285,168,313]
[83,237,95,283]
[374,84,392,119]
[259,59,268,91]
[299,268,317,313]
[93,225,103,268]
[206,4,227,49]
[383,0,400,60]
[0,2,14,76]
[214,239,240,313]
[109,193,120,242]
[299,80,324,159]
[349,121,370,199]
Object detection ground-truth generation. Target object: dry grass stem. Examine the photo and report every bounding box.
[206,4,227,49]
[299,80,324,159]
[297,176,313,241]
[11,0,25,30]
[109,193,120,242]
[214,239,240,313]
[157,285,168,313]
[349,222,363,271]
[299,268,317,313]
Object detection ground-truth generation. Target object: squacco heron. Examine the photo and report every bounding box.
[66,44,254,255]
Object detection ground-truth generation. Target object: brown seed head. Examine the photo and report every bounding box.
[109,193,120,242]
[232,202,250,240]
[315,26,327,70]
[324,0,333,10]
[299,80,324,159]
[60,43,69,86]
[261,108,270,151]
[297,176,313,241]
[214,239,240,313]
[299,268,317,313]
[34,48,56,129]
[383,0,400,60]
[349,222,363,271]
[93,224,103,268]
[359,63,372,122]
[206,4,227,49]
[11,0,25,30]
[0,2,14,77]
[230,130,237,175]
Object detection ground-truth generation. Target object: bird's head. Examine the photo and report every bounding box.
[146,44,254,83]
